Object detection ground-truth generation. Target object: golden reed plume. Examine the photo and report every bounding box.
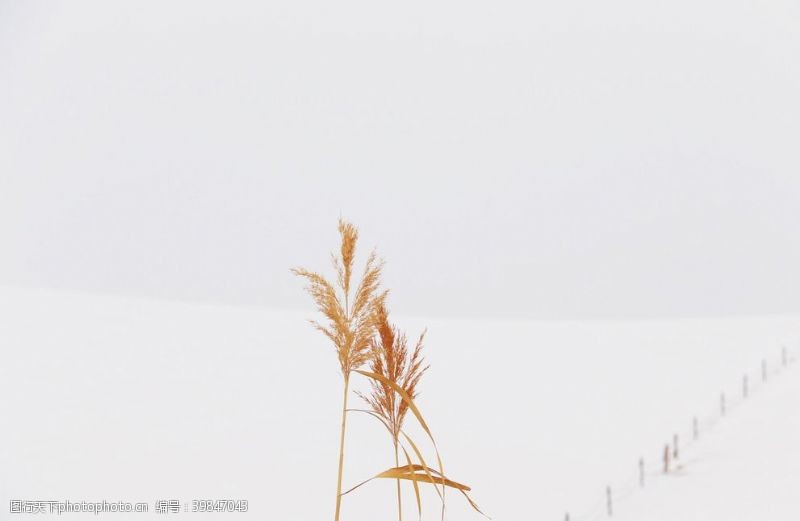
[358,303,428,521]
[292,219,386,521]
[292,219,386,376]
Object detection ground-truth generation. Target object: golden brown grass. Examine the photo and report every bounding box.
[357,304,428,521]
[292,219,386,521]
[359,304,428,443]
[294,219,486,521]
[291,220,386,377]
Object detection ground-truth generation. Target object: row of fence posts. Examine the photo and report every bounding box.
[564,346,791,521]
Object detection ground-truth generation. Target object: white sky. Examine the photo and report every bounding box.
[1,0,799,319]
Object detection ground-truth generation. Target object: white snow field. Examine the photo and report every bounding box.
[612,359,800,521]
[0,286,797,520]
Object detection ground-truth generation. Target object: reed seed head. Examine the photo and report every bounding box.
[292,219,386,376]
[359,303,429,442]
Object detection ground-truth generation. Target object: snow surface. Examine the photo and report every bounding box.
[610,360,800,521]
[0,287,797,520]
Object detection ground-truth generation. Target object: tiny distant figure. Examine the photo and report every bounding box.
[673,434,679,460]
[663,444,670,473]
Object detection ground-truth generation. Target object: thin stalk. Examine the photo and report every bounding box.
[334,375,350,521]
[335,290,350,521]
[394,440,402,521]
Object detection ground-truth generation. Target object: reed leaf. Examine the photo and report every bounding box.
[355,368,449,516]
[342,464,488,518]
[400,446,423,519]
[347,408,445,502]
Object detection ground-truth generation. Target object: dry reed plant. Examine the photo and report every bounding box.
[294,219,486,520]
[356,303,428,521]
[292,219,387,521]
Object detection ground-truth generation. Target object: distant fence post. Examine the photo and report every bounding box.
[606,486,612,517]
[639,457,645,487]
[693,416,699,440]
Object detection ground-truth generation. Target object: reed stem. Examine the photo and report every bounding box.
[334,375,350,521]
[394,441,402,521]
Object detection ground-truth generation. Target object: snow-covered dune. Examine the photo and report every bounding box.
[0,287,796,520]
